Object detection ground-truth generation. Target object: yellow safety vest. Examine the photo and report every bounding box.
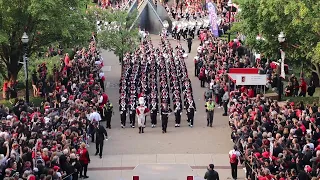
[206,102,215,111]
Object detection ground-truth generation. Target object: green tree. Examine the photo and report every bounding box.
[0,0,95,83]
[233,0,320,80]
[93,8,140,63]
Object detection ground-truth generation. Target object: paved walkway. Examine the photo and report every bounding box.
[86,35,245,179]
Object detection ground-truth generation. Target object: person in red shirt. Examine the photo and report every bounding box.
[248,87,255,98]
[77,143,90,179]
[3,81,9,99]
[299,78,307,97]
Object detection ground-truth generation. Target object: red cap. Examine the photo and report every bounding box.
[254,152,261,158]
[53,166,60,171]
[262,151,269,158]
[305,165,312,172]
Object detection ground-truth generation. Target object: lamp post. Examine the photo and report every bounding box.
[21,32,29,104]
[227,0,232,42]
[277,31,286,101]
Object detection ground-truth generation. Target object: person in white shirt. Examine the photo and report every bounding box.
[229,146,240,180]
[222,90,229,116]
[88,107,102,143]
[89,107,102,122]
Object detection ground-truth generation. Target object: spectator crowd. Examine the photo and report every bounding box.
[194,20,320,179]
[0,39,106,180]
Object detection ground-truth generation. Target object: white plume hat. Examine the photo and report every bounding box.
[138,97,145,105]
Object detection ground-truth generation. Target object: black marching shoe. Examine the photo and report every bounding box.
[142,127,144,133]
[95,152,98,156]
[139,127,142,133]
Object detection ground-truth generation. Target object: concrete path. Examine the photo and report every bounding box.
[86,35,245,179]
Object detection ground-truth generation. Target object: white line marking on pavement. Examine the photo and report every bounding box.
[105,82,118,89]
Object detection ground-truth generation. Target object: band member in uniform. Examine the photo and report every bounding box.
[160,103,172,133]
[136,97,150,133]
[150,98,158,128]
[119,98,127,128]
[104,100,114,129]
[173,97,183,127]
[185,96,196,127]
[129,99,136,128]
[187,35,193,53]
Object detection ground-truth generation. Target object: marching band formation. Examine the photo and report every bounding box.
[119,36,197,133]
[165,5,215,41]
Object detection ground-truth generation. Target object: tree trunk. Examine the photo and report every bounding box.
[312,62,320,86]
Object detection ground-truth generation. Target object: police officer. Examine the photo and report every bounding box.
[104,100,114,129]
[173,97,182,127]
[160,103,171,133]
[149,98,158,128]
[205,98,215,127]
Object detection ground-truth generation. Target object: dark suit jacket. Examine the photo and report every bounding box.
[95,125,108,142]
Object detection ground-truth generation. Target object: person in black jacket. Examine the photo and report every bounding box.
[204,164,219,180]
[70,154,81,180]
[94,123,108,158]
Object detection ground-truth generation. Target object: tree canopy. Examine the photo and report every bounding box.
[92,8,140,62]
[0,0,95,81]
[232,0,320,69]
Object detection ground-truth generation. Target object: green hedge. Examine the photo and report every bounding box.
[0,97,44,109]
[0,56,61,91]
[282,96,320,105]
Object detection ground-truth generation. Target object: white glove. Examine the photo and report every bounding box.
[120,111,123,114]
[195,111,197,114]
[105,138,108,141]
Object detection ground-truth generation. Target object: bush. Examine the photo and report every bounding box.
[0,97,44,109]
[28,56,61,77]
[282,96,320,105]
[11,56,61,91]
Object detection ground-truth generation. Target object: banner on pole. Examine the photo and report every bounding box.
[207,2,219,37]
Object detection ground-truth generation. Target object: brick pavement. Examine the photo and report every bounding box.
[86,35,245,179]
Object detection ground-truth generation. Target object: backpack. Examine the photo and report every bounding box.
[199,71,205,79]
[230,154,237,164]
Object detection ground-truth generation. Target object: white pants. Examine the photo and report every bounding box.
[137,116,146,127]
